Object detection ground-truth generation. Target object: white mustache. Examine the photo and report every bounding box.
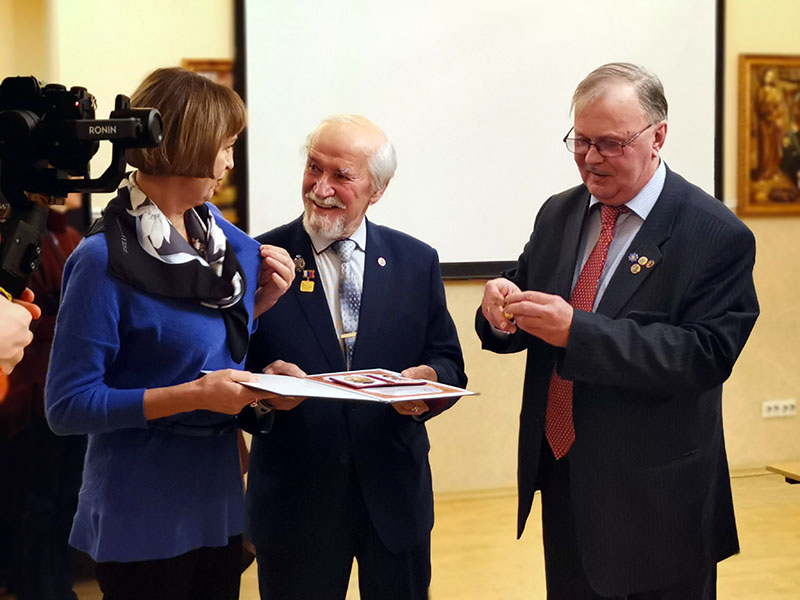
[305,191,345,209]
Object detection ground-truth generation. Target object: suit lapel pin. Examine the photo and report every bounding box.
[628,252,642,274]
[377,257,387,267]
[300,268,315,293]
[293,255,306,272]
[628,252,654,274]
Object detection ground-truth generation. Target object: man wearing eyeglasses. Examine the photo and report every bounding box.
[476,63,759,599]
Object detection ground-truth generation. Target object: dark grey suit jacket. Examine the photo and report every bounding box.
[476,167,759,596]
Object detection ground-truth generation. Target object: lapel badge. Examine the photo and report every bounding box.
[645,259,655,269]
[377,256,387,267]
[637,256,648,266]
[293,255,306,273]
[627,252,639,263]
[299,268,315,293]
[630,263,642,274]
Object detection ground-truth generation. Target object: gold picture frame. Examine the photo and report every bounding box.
[180,59,241,225]
[738,54,800,216]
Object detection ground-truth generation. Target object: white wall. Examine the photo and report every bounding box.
[244,0,718,262]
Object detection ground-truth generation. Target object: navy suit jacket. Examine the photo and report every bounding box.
[476,168,759,596]
[246,217,466,556]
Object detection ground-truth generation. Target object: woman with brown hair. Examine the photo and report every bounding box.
[45,67,294,599]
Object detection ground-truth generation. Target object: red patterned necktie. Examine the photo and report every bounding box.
[545,204,628,459]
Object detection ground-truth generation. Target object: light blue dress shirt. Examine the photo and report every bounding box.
[573,159,666,310]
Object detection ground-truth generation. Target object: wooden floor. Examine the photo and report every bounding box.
[64,471,800,599]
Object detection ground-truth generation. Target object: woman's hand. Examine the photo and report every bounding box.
[194,369,275,414]
[143,369,278,420]
[253,245,295,318]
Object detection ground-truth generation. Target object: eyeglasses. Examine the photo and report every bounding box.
[563,123,653,157]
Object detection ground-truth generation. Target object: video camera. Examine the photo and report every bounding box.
[0,76,163,298]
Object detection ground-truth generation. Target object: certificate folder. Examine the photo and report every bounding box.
[241,368,475,404]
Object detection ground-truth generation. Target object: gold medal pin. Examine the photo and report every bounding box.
[300,268,315,292]
[629,253,651,275]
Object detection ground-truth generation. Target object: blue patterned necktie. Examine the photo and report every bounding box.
[332,239,361,369]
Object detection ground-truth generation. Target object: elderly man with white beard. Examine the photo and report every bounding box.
[242,115,466,600]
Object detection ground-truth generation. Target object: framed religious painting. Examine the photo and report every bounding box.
[738,54,800,216]
[180,58,245,226]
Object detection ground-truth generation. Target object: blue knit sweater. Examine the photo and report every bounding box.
[45,204,260,562]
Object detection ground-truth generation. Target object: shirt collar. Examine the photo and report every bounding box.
[589,159,666,219]
[309,217,368,255]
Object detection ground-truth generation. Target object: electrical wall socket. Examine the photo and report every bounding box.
[762,399,797,419]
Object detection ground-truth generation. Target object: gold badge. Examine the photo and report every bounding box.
[299,268,315,292]
[646,259,655,269]
[630,264,642,274]
[637,256,648,266]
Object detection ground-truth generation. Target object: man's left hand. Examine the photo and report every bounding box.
[254,245,296,318]
[503,291,573,348]
[393,400,430,417]
[261,360,307,410]
[392,364,437,416]
[400,364,437,381]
